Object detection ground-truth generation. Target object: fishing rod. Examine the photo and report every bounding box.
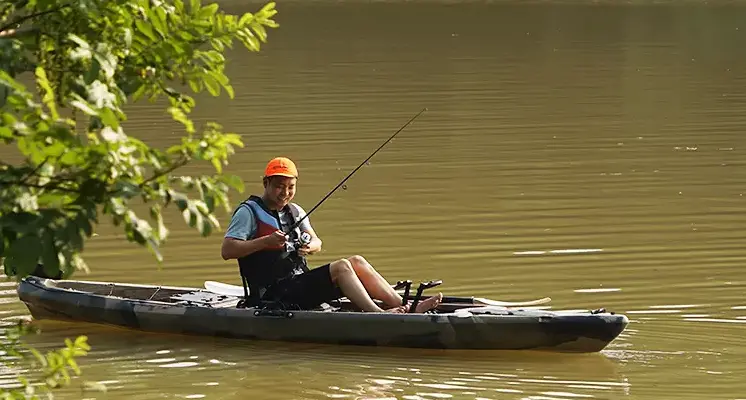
[289,107,428,236]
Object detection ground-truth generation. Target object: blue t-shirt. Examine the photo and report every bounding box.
[224,202,313,241]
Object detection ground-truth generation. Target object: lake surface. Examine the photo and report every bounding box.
[3,0,746,399]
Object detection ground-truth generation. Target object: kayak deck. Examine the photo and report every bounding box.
[16,276,629,353]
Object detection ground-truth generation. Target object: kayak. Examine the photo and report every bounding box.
[16,275,628,353]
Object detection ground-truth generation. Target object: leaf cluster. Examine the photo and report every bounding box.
[1,321,103,399]
[0,0,279,279]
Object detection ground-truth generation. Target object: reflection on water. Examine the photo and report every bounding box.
[20,322,631,400]
[3,0,746,399]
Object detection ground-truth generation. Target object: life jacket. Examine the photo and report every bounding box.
[234,195,309,306]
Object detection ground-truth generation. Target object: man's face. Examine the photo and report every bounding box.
[263,176,297,209]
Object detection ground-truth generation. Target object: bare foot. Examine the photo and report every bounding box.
[383,305,408,313]
[414,293,443,313]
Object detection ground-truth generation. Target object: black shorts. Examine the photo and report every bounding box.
[261,264,344,310]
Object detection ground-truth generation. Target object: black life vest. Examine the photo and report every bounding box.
[234,195,308,305]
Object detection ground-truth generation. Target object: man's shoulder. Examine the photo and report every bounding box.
[288,202,307,217]
[232,202,256,219]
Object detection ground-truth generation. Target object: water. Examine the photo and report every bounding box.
[3,0,746,398]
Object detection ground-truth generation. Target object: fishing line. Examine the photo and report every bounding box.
[289,107,428,232]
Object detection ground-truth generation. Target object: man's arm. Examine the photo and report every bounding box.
[221,236,271,260]
[293,204,322,255]
[221,206,266,260]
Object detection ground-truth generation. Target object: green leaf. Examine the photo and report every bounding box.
[222,174,244,193]
[190,0,200,15]
[132,84,147,101]
[167,106,194,133]
[59,148,82,165]
[210,156,222,173]
[204,194,215,212]
[72,253,90,274]
[70,99,99,117]
[76,212,93,237]
[135,19,157,42]
[188,78,202,93]
[197,3,218,20]
[146,237,163,262]
[64,220,84,252]
[200,218,212,236]
[74,335,91,351]
[0,212,41,234]
[41,230,61,278]
[238,12,254,27]
[93,50,117,80]
[150,8,168,38]
[68,34,92,61]
[251,23,268,42]
[123,27,133,49]
[35,66,58,119]
[150,205,168,240]
[0,69,27,93]
[260,1,278,16]
[203,75,220,96]
[170,191,189,211]
[0,125,12,140]
[99,108,119,129]
[85,58,101,85]
[3,234,42,278]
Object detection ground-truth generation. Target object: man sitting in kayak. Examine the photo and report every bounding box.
[221,157,442,313]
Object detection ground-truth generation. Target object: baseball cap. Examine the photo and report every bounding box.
[264,157,298,178]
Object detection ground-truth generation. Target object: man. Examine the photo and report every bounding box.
[221,157,442,313]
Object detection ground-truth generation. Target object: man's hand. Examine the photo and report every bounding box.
[297,236,321,256]
[263,230,288,248]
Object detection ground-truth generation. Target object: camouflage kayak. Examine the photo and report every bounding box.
[16,276,628,353]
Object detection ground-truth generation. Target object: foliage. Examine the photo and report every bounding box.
[0,321,102,399]
[0,0,279,397]
[0,0,279,280]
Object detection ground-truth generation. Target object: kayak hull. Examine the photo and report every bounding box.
[16,276,628,353]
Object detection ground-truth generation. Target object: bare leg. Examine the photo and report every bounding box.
[347,255,443,313]
[329,259,405,313]
[347,255,403,308]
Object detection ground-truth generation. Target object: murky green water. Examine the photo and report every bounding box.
[3,1,746,399]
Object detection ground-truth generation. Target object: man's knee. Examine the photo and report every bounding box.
[329,259,353,281]
[347,255,366,266]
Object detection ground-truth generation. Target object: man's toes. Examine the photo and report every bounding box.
[414,293,443,313]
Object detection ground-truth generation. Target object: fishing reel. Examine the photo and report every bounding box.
[284,231,312,254]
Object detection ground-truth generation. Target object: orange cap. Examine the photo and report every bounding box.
[264,157,298,178]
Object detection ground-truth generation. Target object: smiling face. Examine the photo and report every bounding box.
[262,175,297,210]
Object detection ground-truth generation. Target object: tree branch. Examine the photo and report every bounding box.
[0,3,70,35]
[20,157,49,183]
[140,156,189,188]
[0,180,80,193]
